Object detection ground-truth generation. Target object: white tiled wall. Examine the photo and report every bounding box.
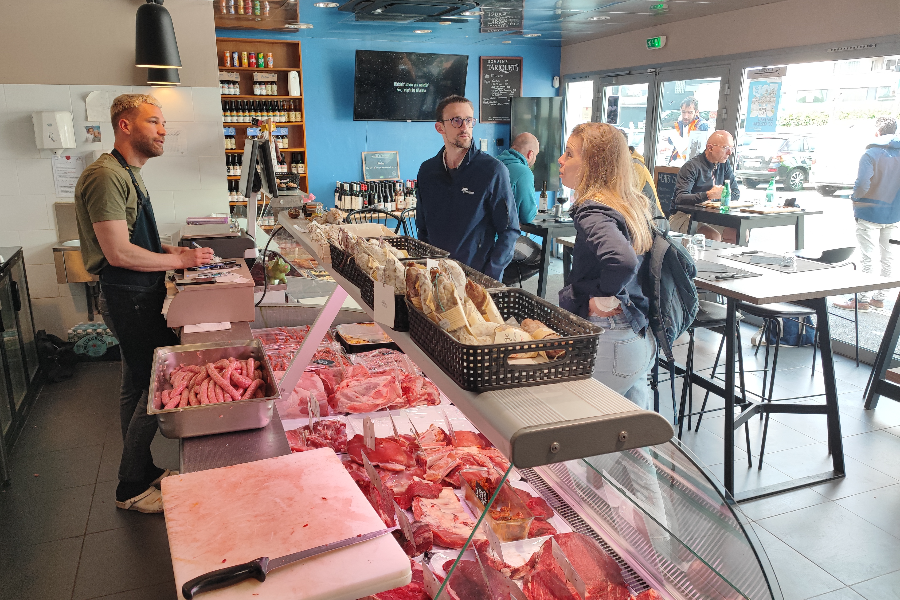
[0,84,226,337]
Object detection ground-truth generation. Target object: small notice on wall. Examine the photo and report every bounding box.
[51,154,86,198]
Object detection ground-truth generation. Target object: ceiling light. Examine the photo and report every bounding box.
[135,0,182,69]
[460,10,482,15]
[523,33,541,37]
[313,1,339,6]
[414,29,432,33]
[286,23,314,28]
[147,67,180,85]
[589,15,611,20]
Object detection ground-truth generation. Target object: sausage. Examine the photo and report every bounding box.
[231,371,253,389]
[208,364,242,401]
[189,388,200,406]
[241,378,264,400]
[183,365,202,373]
[179,388,190,408]
[214,384,225,403]
[199,379,210,405]
[164,392,181,410]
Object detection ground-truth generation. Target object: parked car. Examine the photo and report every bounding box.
[735,134,816,191]
[809,119,876,196]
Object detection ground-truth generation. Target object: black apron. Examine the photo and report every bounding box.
[99,149,166,292]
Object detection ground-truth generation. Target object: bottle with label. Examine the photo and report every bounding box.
[253,81,261,96]
[720,181,731,214]
[539,180,548,212]
[249,53,257,69]
[766,178,775,205]
[226,155,232,176]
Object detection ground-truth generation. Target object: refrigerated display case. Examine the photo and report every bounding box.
[0,247,40,483]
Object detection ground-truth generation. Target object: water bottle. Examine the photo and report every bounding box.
[766,179,775,205]
[720,182,731,214]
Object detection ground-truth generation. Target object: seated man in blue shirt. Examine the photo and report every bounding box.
[497,132,539,225]
[416,95,519,280]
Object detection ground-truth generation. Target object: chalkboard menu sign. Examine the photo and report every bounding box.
[480,2,524,33]
[479,57,523,123]
[654,167,680,217]
[362,151,400,181]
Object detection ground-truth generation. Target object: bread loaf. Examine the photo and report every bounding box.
[522,319,565,359]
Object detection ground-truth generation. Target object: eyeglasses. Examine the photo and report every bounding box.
[708,143,735,152]
[442,116,476,129]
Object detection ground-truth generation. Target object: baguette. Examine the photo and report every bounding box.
[465,280,504,324]
[522,318,566,359]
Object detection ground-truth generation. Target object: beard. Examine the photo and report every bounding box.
[133,133,165,158]
[450,136,471,151]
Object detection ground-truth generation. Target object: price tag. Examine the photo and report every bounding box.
[425,258,438,272]
[299,427,307,448]
[481,522,504,563]
[393,499,413,541]
[473,480,490,507]
[373,281,396,328]
[387,410,401,438]
[307,394,320,429]
[551,538,586,599]
[361,453,385,496]
[318,241,332,265]
[442,409,458,446]
[422,562,442,599]
[363,416,376,451]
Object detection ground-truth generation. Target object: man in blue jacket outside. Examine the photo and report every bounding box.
[497,132,539,225]
[416,95,519,280]
[834,117,900,311]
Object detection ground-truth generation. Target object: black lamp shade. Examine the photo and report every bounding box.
[136,1,182,69]
[147,67,181,85]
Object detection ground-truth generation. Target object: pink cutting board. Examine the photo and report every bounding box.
[161,449,411,600]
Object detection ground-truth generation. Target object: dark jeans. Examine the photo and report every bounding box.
[100,285,178,488]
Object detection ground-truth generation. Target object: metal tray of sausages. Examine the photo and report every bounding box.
[147,339,280,439]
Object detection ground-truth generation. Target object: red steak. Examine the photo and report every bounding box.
[528,520,558,538]
[383,470,442,510]
[348,434,418,471]
[359,559,429,600]
[554,532,630,600]
[392,520,433,557]
[523,538,581,600]
[514,488,555,520]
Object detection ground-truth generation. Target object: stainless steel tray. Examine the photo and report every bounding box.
[148,339,280,439]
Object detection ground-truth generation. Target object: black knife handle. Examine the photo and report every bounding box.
[182,557,269,599]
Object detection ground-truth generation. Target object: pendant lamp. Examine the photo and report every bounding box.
[136,0,182,69]
[147,68,181,86]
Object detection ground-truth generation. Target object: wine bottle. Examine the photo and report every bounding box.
[539,180,548,212]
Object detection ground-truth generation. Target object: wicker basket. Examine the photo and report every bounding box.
[406,288,602,391]
[375,236,450,259]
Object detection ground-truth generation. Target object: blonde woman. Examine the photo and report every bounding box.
[558,122,656,409]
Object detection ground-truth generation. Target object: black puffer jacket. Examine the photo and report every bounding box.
[558,200,650,334]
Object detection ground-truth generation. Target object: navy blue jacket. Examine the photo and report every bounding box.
[416,146,520,280]
[559,200,650,334]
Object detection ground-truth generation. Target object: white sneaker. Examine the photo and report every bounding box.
[115,487,164,513]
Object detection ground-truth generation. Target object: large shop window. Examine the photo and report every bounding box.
[652,77,721,168]
[602,82,650,159]
[564,79,595,140]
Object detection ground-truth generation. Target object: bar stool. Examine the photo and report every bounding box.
[676,301,753,467]
[739,301,818,468]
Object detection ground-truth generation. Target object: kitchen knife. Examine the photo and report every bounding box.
[182,527,398,599]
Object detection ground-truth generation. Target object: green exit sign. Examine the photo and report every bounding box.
[646,35,667,50]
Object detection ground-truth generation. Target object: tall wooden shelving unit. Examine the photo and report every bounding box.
[215,37,308,215]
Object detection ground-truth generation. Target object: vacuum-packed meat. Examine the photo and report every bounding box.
[334,369,405,413]
[412,488,484,549]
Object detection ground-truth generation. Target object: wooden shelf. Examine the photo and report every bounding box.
[220,95,302,99]
[224,122,304,127]
[219,67,298,72]
[229,200,267,206]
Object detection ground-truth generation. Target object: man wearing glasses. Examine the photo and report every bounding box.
[671,130,741,243]
[416,95,519,280]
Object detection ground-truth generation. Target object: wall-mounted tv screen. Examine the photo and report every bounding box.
[354,50,468,122]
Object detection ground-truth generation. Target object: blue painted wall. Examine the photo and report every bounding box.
[218,31,561,206]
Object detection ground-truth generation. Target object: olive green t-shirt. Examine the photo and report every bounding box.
[73,153,149,275]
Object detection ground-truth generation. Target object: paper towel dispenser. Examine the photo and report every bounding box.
[32,111,76,150]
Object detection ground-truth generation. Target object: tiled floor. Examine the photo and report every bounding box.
[3,324,900,599]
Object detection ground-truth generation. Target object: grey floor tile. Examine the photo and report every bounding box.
[0,536,83,600]
[672,425,748,468]
[97,438,122,484]
[842,429,900,473]
[808,588,867,600]
[737,487,829,522]
[706,460,794,495]
[0,483,93,548]
[840,397,900,429]
[87,580,177,600]
[750,524,844,600]
[733,415,821,458]
[771,410,875,442]
[86,479,154,535]
[7,444,102,496]
[763,443,898,501]
[835,484,900,539]
[11,411,113,458]
[850,569,900,599]
[758,502,900,586]
[73,518,172,600]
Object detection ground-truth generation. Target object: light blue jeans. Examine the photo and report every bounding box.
[588,313,656,411]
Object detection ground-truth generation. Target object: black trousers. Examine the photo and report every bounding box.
[100,284,178,487]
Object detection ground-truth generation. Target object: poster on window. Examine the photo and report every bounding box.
[745,80,782,133]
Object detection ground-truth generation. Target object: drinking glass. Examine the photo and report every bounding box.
[691,234,706,254]
[780,253,797,269]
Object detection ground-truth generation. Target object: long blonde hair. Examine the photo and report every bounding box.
[569,123,654,254]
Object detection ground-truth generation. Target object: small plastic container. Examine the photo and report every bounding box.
[334,322,399,354]
[460,468,534,542]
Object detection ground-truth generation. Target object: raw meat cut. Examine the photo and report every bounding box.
[383,470,443,510]
[412,488,485,549]
[334,369,404,413]
[348,434,418,471]
[359,559,429,600]
[528,520,558,538]
[472,539,540,580]
[392,520,433,557]
[634,590,663,600]
[401,374,441,407]
[515,488,554,521]
[554,532,631,600]
[452,430,492,448]
[284,419,347,454]
[418,424,450,448]
[436,559,493,600]
[523,538,581,600]
[275,370,329,419]
[351,348,422,375]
